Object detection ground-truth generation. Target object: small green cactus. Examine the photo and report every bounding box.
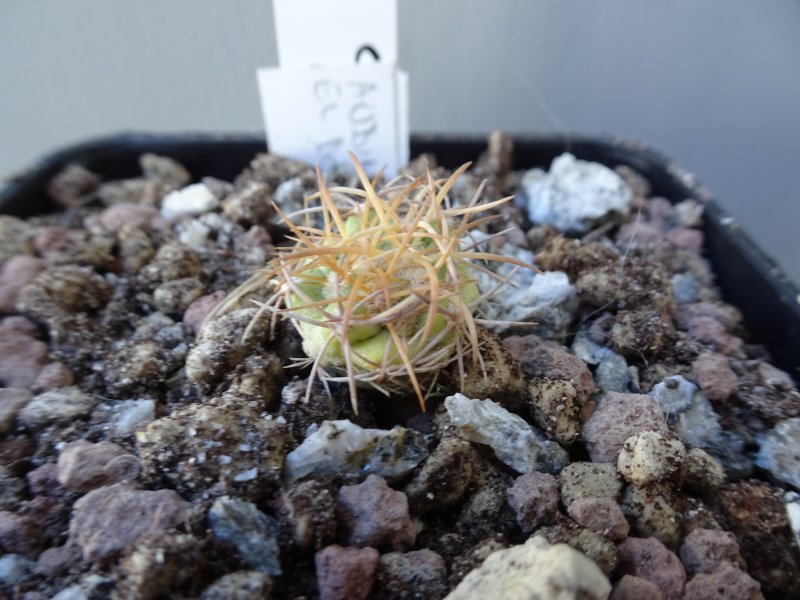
[249,155,534,412]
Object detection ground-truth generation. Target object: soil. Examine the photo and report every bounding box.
[0,135,798,599]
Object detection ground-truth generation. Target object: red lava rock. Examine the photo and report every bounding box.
[36,544,79,577]
[0,510,47,558]
[679,528,744,576]
[682,561,764,600]
[99,202,161,232]
[0,331,49,388]
[0,255,46,312]
[665,227,704,253]
[33,225,71,256]
[0,315,40,337]
[26,462,63,497]
[336,475,416,551]
[32,361,74,392]
[675,302,742,331]
[686,316,743,354]
[315,544,379,600]
[566,497,630,541]
[57,440,142,493]
[609,574,666,600]
[503,335,596,400]
[183,290,227,333]
[506,471,559,533]
[616,222,664,247]
[0,388,31,433]
[68,483,191,563]
[691,353,737,401]
[581,392,668,463]
[374,550,448,600]
[617,537,686,600]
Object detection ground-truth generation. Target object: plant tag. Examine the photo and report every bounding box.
[257,64,402,175]
[259,0,408,176]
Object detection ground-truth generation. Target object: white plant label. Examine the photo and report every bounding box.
[260,0,408,176]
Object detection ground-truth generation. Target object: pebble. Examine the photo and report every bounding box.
[209,496,282,576]
[692,353,737,401]
[445,393,568,474]
[596,349,631,392]
[0,511,47,557]
[682,561,764,600]
[503,335,596,400]
[68,483,191,563]
[98,203,160,232]
[786,492,800,549]
[523,152,632,234]
[666,227,704,253]
[161,183,219,220]
[17,386,98,429]
[682,448,726,497]
[46,163,101,207]
[537,518,618,576]
[621,483,682,548]
[649,375,723,450]
[183,290,227,333]
[0,215,34,263]
[0,255,45,312]
[0,330,49,389]
[610,575,665,600]
[136,397,289,500]
[57,440,141,493]
[686,316,742,354]
[0,553,36,586]
[720,481,800,596]
[152,277,205,315]
[200,571,273,600]
[755,417,800,488]
[32,361,74,391]
[404,436,478,515]
[567,497,630,541]
[679,528,744,576]
[117,532,203,600]
[558,462,623,508]
[617,431,686,485]
[506,472,560,533]
[36,544,78,577]
[315,545,380,600]
[111,399,156,436]
[16,264,111,315]
[670,273,700,304]
[273,480,336,550]
[581,392,668,463]
[0,388,31,433]
[222,182,273,226]
[284,419,429,484]
[140,242,202,283]
[336,475,416,551]
[140,153,190,188]
[617,537,686,600]
[484,271,578,337]
[445,535,611,600]
[374,550,448,600]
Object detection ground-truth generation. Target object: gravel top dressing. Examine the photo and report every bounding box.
[0,133,798,599]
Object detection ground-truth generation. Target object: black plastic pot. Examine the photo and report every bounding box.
[2,132,799,380]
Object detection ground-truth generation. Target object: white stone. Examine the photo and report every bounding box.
[523,152,632,234]
[178,219,211,250]
[445,536,611,600]
[444,393,567,474]
[284,419,429,483]
[649,375,722,450]
[617,430,686,485]
[17,387,97,429]
[785,492,800,550]
[112,399,156,435]
[756,417,800,488]
[161,183,218,220]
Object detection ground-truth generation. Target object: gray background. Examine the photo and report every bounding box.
[2,1,799,284]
